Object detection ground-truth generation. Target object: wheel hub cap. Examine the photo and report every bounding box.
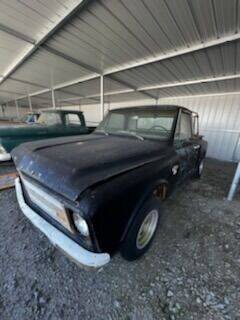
[136,209,159,250]
[199,161,204,174]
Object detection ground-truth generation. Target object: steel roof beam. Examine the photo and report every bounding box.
[60,73,240,102]
[2,8,240,106]
[42,45,100,75]
[0,0,93,85]
[59,88,134,102]
[108,75,157,100]
[15,74,99,100]
[0,23,35,44]
[10,33,240,103]
[104,33,240,76]
[10,67,157,101]
[5,73,240,105]
[0,89,23,95]
[138,74,240,92]
[59,89,97,100]
[43,45,156,100]
[16,89,50,100]
[8,77,94,100]
[9,77,48,89]
[157,91,240,100]
[57,94,99,103]
[52,74,99,91]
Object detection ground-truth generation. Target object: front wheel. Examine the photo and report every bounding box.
[194,159,204,178]
[120,197,161,261]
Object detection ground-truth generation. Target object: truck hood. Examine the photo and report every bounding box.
[12,133,170,202]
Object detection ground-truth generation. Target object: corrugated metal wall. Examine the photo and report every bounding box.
[157,94,240,162]
[0,106,29,119]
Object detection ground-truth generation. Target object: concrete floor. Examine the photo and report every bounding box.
[0,159,239,320]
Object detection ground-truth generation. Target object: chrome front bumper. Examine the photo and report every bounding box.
[15,178,110,268]
[0,153,11,161]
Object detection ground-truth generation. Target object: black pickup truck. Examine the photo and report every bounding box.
[12,105,207,268]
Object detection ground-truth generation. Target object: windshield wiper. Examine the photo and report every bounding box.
[116,130,144,141]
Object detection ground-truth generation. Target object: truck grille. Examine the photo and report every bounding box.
[21,177,73,233]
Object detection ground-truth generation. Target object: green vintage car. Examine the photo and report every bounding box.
[0,109,93,161]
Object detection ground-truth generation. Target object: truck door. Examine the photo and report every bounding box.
[63,112,88,136]
[190,113,202,169]
[174,110,197,180]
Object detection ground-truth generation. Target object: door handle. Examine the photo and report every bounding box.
[193,145,200,150]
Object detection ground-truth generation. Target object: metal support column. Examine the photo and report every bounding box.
[5,102,9,117]
[51,88,56,109]
[2,104,5,117]
[15,99,19,118]
[100,75,104,120]
[232,133,240,161]
[227,162,240,201]
[28,95,33,111]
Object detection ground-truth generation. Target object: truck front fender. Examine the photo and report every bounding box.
[120,178,170,244]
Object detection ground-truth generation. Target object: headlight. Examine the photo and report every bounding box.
[0,145,7,154]
[73,213,89,237]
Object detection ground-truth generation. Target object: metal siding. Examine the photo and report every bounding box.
[11,48,92,88]
[1,105,29,118]
[1,0,240,104]
[141,78,240,99]
[0,0,82,41]
[156,94,240,161]
[112,39,240,90]
[57,77,129,97]
[0,30,33,76]
[0,92,22,104]
[56,78,100,98]
[104,91,149,104]
[42,0,240,75]
[0,79,46,98]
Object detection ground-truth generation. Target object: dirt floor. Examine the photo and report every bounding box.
[0,159,239,320]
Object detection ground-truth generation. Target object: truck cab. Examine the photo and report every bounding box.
[0,109,92,161]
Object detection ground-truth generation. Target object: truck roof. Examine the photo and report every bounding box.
[110,105,195,114]
[41,109,83,114]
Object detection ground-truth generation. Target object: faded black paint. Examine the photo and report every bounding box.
[12,106,207,254]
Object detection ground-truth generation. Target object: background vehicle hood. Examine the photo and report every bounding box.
[0,124,46,137]
[12,134,170,201]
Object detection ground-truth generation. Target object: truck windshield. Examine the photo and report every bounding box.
[96,109,177,140]
[37,112,61,126]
